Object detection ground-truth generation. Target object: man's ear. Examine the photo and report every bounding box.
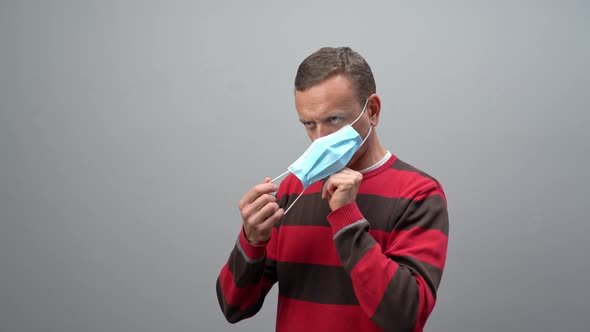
[368,94,381,126]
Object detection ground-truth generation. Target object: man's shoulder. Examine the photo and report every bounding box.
[390,157,440,183]
[383,155,445,199]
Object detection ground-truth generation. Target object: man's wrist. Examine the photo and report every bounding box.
[326,202,365,236]
[238,226,268,260]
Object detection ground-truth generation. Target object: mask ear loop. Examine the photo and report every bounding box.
[352,98,373,147]
[271,170,290,184]
[360,125,372,146]
[283,187,305,215]
[350,98,370,126]
[270,170,304,215]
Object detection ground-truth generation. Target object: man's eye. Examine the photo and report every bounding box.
[303,122,315,128]
[328,117,342,124]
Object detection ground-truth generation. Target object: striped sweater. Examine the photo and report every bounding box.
[216,153,449,332]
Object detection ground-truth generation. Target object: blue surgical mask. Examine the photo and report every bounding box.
[272,99,372,213]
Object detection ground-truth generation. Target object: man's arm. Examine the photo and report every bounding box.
[216,226,278,323]
[216,179,283,323]
[323,171,448,331]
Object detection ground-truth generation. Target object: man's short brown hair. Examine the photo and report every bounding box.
[294,47,376,105]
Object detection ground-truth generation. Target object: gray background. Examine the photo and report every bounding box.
[1,1,589,331]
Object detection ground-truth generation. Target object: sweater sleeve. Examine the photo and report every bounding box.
[327,181,449,332]
[216,225,278,323]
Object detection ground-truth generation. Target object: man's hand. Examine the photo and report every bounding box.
[239,178,284,244]
[321,168,363,211]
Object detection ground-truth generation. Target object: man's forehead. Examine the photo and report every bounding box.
[295,97,355,116]
[295,85,358,118]
[295,75,355,101]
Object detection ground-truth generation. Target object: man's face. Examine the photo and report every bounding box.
[295,75,369,142]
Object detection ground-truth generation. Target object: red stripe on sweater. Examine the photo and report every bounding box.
[414,185,446,202]
[368,229,388,246]
[384,228,448,270]
[350,244,398,316]
[414,273,436,332]
[277,168,444,201]
[273,227,445,270]
[219,264,263,310]
[277,225,341,266]
[277,175,323,198]
[276,295,383,332]
[238,226,266,260]
[370,229,447,271]
[358,168,443,200]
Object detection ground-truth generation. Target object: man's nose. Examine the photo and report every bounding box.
[316,124,335,139]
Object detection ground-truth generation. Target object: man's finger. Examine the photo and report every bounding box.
[239,181,278,209]
[248,201,280,227]
[321,175,340,200]
[242,193,276,221]
[257,207,284,230]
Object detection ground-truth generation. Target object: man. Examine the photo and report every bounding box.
[216,47,449,332]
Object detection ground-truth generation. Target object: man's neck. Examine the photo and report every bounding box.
[359,150,391,174]
[349,139,387,171]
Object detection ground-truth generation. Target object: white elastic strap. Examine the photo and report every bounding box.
[283,187,305,215]
[360,125,372,146]
[271,170,290,184]
[350,98,370,126]
[270,169,304,214]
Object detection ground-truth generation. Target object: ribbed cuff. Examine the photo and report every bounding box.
[327,202,364,236]
[238,226,267,261]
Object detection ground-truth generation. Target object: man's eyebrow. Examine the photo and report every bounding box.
[299,110,348,123]
[321,111,347,121]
